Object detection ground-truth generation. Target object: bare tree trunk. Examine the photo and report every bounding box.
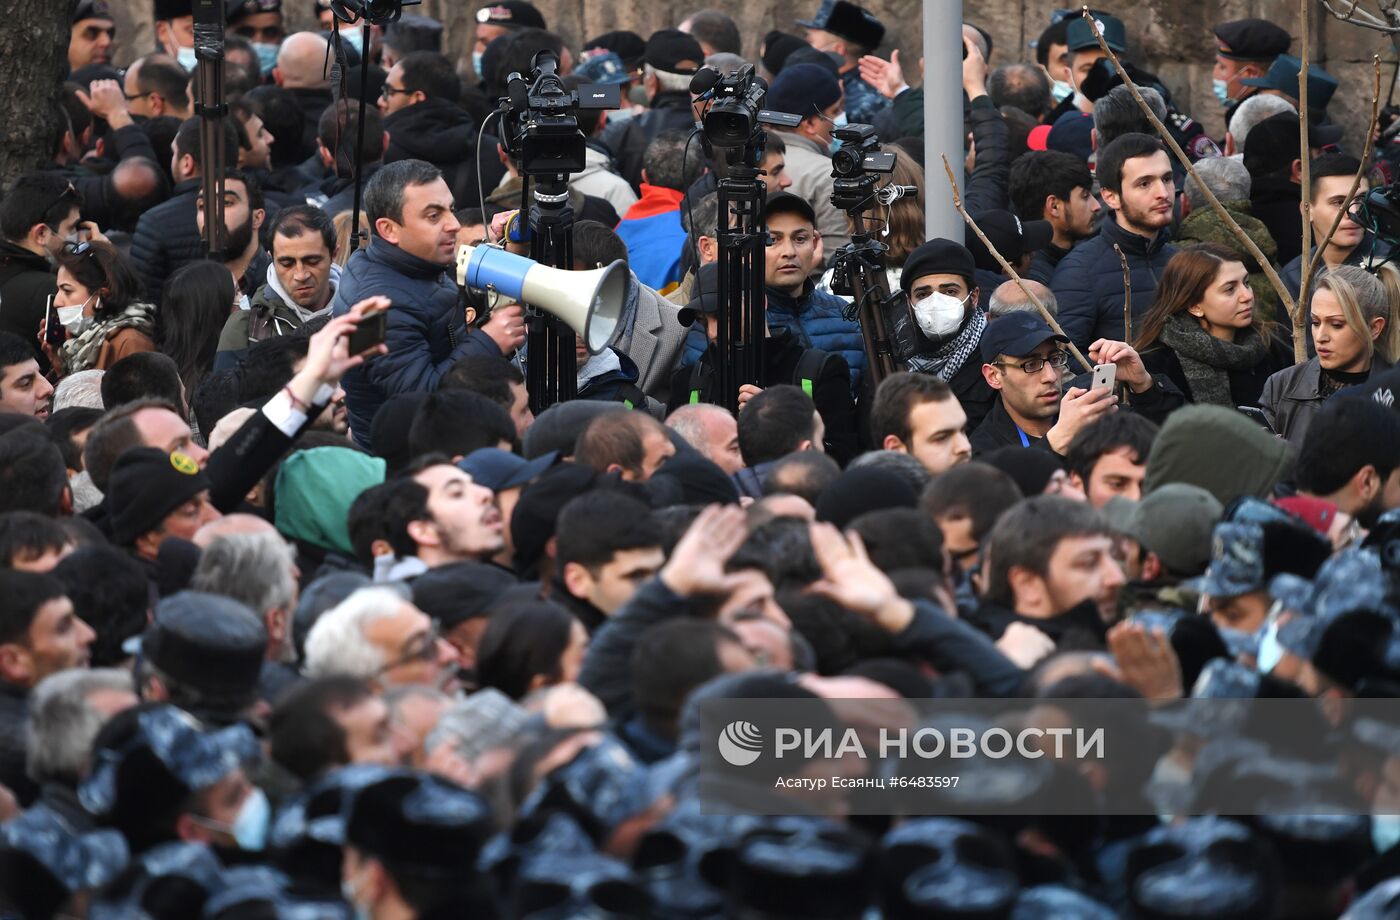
[0,0,72,190]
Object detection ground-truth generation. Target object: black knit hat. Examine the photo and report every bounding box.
[901,238,976,294]
[762,31,808,75]
[107,447,210,546]
[644,29,705,75]
[585,31,647,72]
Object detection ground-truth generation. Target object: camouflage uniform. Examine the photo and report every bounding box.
[1175,199,1284,323]
[841,69,890,125]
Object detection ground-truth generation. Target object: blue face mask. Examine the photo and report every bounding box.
[232,787,270,851]
[1051,79,1075,102]
[1212,79,1231,107]
[177,45,198,71]
[339,28,364,55]
[1255,618,1285,674]
[253,42,279,75]
[472,51,486,79]
[1375,814,1400,855]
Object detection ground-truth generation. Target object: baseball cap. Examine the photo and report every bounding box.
[574,48,631,85]
[1046,111,1094,162]
[979,311,1068,363]
[965,210,1054,271]
[763,190,818,227]
[457,447,558,492]
[644,28,704,75]
[475,1,546,30]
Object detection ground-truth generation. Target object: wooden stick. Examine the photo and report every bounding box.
[939,154,1094,373]
[1297,0,1314,363]
[1078,8,1297,327]
[1300,54,1384,319]
[1115,243,1133,344]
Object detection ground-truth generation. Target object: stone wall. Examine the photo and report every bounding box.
[103,0,1395,150]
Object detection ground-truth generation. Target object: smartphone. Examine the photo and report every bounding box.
[1091,363,1117,391]
[345,310,388,357]
[1236,405,1274,432]
[44,296,65,350]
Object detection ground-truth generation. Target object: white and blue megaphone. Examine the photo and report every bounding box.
[455,244,628,354]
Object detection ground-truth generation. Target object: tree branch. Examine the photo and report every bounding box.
[1301,55,1383,312]
[1077,8,1298,327]
[1298,0,1314,364]
[939,154,1094,373]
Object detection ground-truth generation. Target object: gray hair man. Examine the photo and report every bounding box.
[190,522,300,665]
[1185,154,1252,211]
[1226,95,1295,157]
[303,586,456,692]
[989,279,1058,321]
[26,668,136,793]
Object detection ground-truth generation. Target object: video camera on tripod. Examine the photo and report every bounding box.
[499,52,620,176]
[1358,182,1400,263]
[826,123,918,387]
[689,64,801,413]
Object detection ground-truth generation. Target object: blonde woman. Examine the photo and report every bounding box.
[1259,263,1400,445]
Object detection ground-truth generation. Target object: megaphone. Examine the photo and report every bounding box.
[455,244,627,354]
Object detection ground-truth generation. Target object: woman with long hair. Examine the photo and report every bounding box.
[822,149,925,293]
[1260,263,1400,445]
[157,261,238,397]
[1133,243,1290,409]
[41,241,155,374]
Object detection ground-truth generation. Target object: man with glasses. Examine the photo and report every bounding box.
[121,56,193,121]
[304,586,459,692]
[972,312,1119,456]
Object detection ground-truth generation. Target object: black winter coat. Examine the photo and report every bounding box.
[1250,174,1305,266]
[0,241,55,368]
[129,178,203,307]
[600,92,697,193]
[332,238,503,449]
[1050,219,1176,353]
[381,97,506,210]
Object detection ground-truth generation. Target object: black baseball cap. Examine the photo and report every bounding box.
[979,311,1068,363]
[644,28,704,75]
[965,210,1055,272]
[1243,112,1343,176]
[475,1,545,30]
[763,191,818,227]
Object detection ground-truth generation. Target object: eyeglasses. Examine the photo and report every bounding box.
[995,351,1069,374]
[374,624,441,675]
[46,182,78,216]
[123,91,151,102]
[380,84,410,100]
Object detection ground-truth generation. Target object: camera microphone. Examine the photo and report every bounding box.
[689,66,721,96]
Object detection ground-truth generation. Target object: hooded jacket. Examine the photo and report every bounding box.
[215,261,343,369]
[765,282,867,393]
[332,237,504,449]
[1051,218,1177,353]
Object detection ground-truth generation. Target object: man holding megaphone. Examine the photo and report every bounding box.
[333,160,528,451]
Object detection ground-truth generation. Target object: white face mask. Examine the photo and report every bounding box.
[176,45,198,71]
[1051,78,1075,102]
[912,291,969,341]
[339,28,364,55]
[57,294,97,337]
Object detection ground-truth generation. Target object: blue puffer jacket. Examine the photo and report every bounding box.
[765,284,866,392]
[1050,218,1176,353]
[332,238,502,449]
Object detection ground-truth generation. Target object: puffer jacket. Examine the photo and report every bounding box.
[128,178,204,307]
[1051,218,1177,353]
[765,282,866,392]
[332,238,503,449]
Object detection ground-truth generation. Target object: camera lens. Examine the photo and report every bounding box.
[831,146,860,178]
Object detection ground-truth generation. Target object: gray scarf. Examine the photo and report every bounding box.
[907,309,986,382]
[1157,313,1269,406]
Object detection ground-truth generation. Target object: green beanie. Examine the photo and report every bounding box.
[1144,405,1294,507]
[275,447,386,556]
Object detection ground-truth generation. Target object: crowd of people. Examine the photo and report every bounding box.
[4,0,1400,916]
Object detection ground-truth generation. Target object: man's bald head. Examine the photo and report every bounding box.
[988,280,1057,321]
[275,32,331,89]
[193,513,279,548]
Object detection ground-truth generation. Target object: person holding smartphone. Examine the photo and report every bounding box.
[40,240,156,375]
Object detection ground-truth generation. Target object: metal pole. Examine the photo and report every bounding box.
[924,0,964,241]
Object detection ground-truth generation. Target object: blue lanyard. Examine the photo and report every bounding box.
[1015,424,1029,448]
